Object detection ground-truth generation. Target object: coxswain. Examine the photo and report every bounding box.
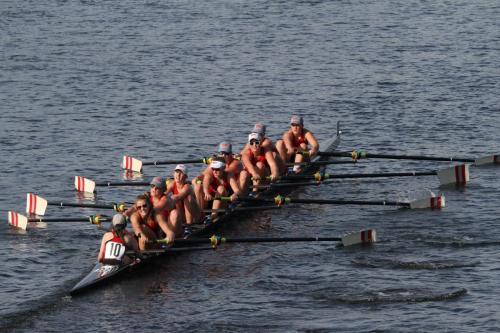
[166,164,202,226]
[98,214,139,265]
[276,115,319,173]
[241,132,280,188]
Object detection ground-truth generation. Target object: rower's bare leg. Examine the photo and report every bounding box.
[138,228,157,251]
[157,212,178,245]
[275,140,288,164]
[192,178,205,209]
[211,185,227,220]
[184,193,201,225]
[273,152,287,175]
[239,170,250,196]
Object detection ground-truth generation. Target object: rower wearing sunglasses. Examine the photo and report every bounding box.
[247,123,286,174]
[127,178,181,249]
[241,132,281,188]
[276,115,319,173]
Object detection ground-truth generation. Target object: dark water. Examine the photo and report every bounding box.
[1,0,499,331]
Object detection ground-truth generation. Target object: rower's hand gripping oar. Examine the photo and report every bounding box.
[26,193,127,216]
[7,211,109,231]
[222,193,445,210]
[269,164,470,186]
[121,155,213,173]
[316,150,500,166]
[154,230,377,248]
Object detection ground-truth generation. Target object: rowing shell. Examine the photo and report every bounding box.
[70,122,342,295]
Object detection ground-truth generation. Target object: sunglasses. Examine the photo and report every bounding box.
[290,123,301,127]
[211,167,222,171]
[250,140,260,146]
[136,204,149,210]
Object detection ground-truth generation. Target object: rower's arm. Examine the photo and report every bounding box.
[306,131,319,156]
[202,173,213,195]
[130,213,145,238]
[172,183,191,202]
[229,174,241,196]
[283,132,295,153]
[241,152,259,178]
[265,150,280,179]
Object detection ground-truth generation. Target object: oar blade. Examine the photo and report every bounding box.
[121,155,143,172]
[409,194,445,209]
[341,229,377,247]
[474,155,500,166]
[436,164,469,185]
[74,176,96,193]
[26,193,48,216]
[8,211,28,231]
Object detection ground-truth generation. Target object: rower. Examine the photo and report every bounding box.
[216,142,250,196]
[166,164,202,227]
[241,132,280,188]
[249,123,286,174]
[276,115,319,173]
[98,214,139,265]
[192,142,249,207]
[198,158,241,220]
[129,180,180,249]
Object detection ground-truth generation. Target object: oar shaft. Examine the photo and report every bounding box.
[203,205,281,213]
[279,171,437,181]
[47,202,115,210]
[173,236,342,245]
[233,196,410,207]
[127,246,215,255]
[317,151,475,162]
[286,160,357,166]
[143,159,205,166]
[94,181,150,187]
[327,171,437,179]
[288,198,411,207]
[27,217,111,222]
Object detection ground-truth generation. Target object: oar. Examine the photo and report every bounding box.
[26,193,127,216]
[126,246,216,255]
[74,176,178,193]
[271,164,470,186]
[221,194,445,210]
[317,150,500,166]
[154,230,376,247]
[202,205,282,213]
[121,155,212,172]
[7,211,110,231]
[286,160,358,166]
[74,176,153,193]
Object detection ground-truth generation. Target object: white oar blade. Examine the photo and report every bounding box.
[436,164,469,185]
[121,155,143,172]
[8,211,28,231]
[74,176,96,193]
[409,194,445,209]
[474,155,500,166]
[342,229,377,247]
[26,193,48,216]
